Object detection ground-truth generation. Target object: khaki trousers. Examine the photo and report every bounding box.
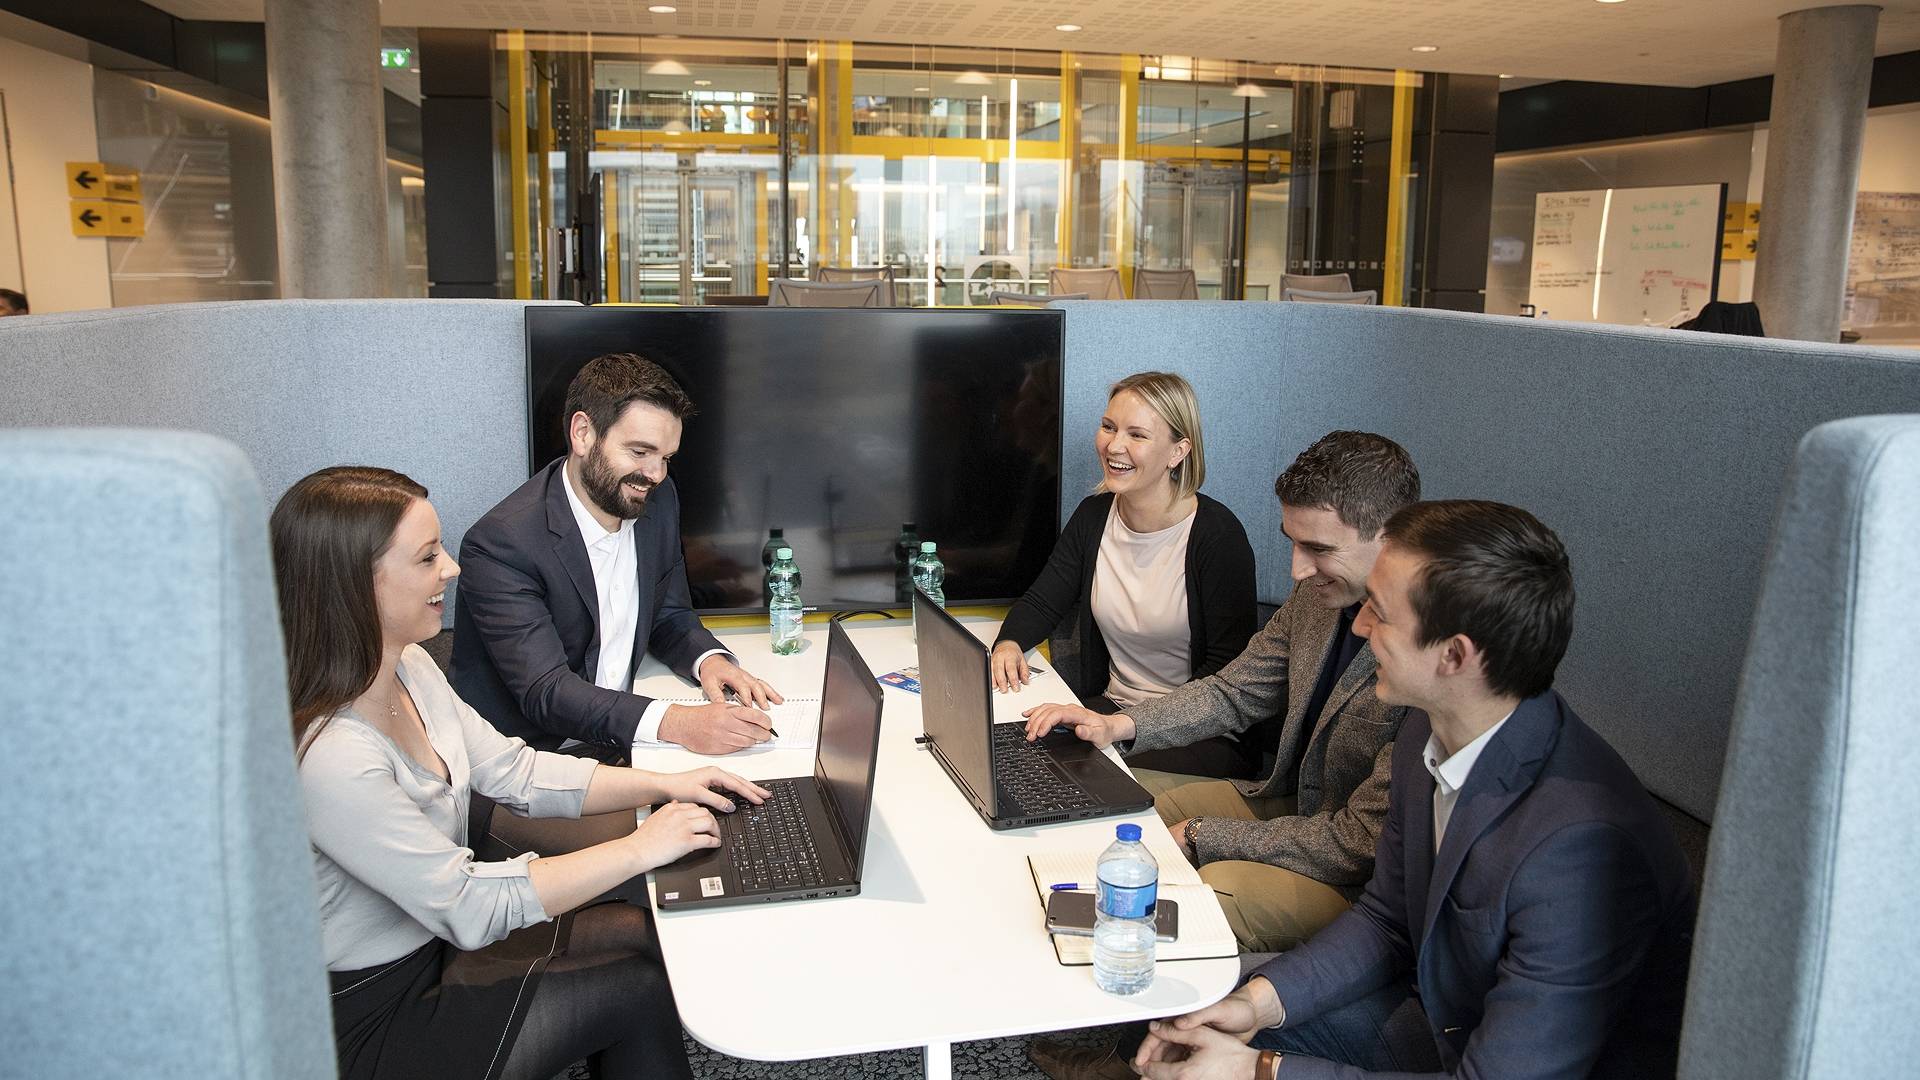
[1132,768,1353,953]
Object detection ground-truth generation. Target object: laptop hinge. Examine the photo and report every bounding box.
[929,735,996,818]
[814,779,858,871]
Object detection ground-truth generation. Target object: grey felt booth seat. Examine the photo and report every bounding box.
[1680,415,1920,1080]
[0,430,335,1079]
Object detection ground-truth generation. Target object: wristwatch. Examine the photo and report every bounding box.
[1256,1049,1283,1079]
[1183,817,1201,856]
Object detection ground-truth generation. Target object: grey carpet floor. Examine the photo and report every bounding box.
[551,1024,1124,1078]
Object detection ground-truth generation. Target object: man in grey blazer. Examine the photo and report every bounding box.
[1025,431,1422,955]
[1132,501,1692,1080]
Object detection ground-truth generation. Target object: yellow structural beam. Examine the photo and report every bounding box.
[1383,69,1415,307]
[603,169,620,303]
[506,31,531,299]
[536,61,553,298]
[1057,51,1078,261]
[1117,54,1141,296]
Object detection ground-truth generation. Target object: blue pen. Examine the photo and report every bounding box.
[1049,882,1085,891]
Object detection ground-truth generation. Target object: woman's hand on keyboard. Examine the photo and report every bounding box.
[1021,702,1136,748]
[628,801,723,870]
[655,767,770,813]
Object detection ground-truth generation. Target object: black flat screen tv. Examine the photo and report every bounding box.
[526,306,1063,614]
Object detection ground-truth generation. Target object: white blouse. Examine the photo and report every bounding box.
[1091,502,1196,709]
[298,645,601,970]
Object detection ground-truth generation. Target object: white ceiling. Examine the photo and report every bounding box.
[145,0,1920,87]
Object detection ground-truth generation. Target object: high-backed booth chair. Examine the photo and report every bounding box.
[1283,287,1377,305]
[768,277,888,307]
[1680,415,1920,1079]
[990,290,1087,307]
[0,430,335,1079]
[1048,266,1125,300]
[1133,267,1200,300]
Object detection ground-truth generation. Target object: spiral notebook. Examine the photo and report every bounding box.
[636,697,822,749]
[1025,851,1239,965]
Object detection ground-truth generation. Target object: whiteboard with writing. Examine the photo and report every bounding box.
[1527,183,1724,326]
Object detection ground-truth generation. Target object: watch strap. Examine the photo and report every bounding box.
[1257,1048,1281,1079]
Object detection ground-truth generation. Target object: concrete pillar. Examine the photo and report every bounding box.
[264,0,389,297]
[1752,5,1879,342]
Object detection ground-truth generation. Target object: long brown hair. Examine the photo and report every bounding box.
[270,466,429,754]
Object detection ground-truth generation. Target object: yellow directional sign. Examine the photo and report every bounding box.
[71,199,146,238]
[66,161,141,201]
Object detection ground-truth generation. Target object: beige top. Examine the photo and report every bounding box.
[298,644,601,970]
[1091,502,1196,709]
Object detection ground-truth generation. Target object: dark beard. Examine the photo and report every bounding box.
[581,445,654,521]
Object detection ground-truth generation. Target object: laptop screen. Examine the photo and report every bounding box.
[814,620,886,870]
[913,590,996,817]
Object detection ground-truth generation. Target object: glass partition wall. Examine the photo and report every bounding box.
[500,34,1422,305]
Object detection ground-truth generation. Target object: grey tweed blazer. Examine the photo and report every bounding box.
[1124,581,1408,888]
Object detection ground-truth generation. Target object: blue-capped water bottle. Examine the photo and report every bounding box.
[909,540,945,643]
[1093,823,1157,995]
[768,547,803,656]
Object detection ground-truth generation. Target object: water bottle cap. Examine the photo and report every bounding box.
[776,547,793,560]
[1115,823,1142,842]
[920,541,937,553]
[770,527,783,536]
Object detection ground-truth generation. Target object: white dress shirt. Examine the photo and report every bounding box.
[561,461,726,744]
[1421,709,1516,853]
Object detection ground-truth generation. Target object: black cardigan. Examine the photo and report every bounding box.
[995,492,1258,705]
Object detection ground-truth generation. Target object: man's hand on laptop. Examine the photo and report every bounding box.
[699,654,784,710]
[661,701,775,754]
[1021,702,1135,748]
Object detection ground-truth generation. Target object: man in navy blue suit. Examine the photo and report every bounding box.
[1136,500,1693,1080]
[451,352,783,758]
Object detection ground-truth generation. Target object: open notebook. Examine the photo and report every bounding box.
[1026,851,1238,965]
[635,697,822,750]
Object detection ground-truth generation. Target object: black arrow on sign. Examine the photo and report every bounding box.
[78,209,102,228]
[74,169,99,190]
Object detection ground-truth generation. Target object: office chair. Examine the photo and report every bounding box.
[1280,272,1353,294]
[990,290,1088,307]
[1133,268,1200,300]
[1282,287,1378,305]
[1047,267,1125,300]
[814,264,898,306]
[767,278,887,308]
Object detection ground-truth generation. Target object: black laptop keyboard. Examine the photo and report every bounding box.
[724,779,825,893]
[992,726,1098,815]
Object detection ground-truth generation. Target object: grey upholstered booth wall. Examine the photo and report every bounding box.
[1057,301,1920,819]
[0,430,334,1078]
[1679,416,1920,1080]
[0,299,573,625]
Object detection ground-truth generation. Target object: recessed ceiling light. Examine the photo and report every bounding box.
[1410,45,1439,53]
[693,79,711,86]
[913,86,931,92]
[1054,24,1082,32]
[1498,73,1513,79]
[1266,123,1280,129]
[648,4,676,12]
[1596,0,1628,4]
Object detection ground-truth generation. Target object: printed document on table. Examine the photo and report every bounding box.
[636,697,821,750]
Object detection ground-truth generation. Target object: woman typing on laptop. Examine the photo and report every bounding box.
[273,466,766,1080]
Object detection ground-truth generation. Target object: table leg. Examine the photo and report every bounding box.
[924,1039,953,1080]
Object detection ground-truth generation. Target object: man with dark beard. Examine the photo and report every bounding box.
[452,352,782,760]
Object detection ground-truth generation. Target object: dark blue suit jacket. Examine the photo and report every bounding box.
[449,460,725,751]
[1252,691,1695,1079]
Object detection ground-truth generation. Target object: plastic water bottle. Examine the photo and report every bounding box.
[1093,823,1158,995]
[761,528,789,603]
[768,547,803,655]
[910,540,945,642]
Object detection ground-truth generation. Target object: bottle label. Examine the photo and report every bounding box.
[1098,877,1157,920]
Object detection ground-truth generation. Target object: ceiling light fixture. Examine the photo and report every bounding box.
[955,70,990,85]
[648,5,677,12]
[1266,122,1280,129]
[1232,82,1268,98]
[1410,45,1439,53]
[693,79,711,86]
[1499,73,1513,79]
[1054,24,1082,32]
[1596,0,1628,4]
[913,86,931,92]
[647,58,692,76]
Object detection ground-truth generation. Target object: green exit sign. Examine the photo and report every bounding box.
[380,48,413,70]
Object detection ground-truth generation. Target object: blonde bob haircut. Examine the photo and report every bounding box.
[1098,370,1206,500]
